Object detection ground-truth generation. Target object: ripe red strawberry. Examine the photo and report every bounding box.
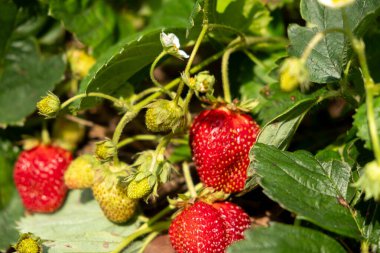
[169,200,251,253]
[14,145,72,213]
[212,202,251,244]
[169,201,228,253]
[190,106,260,193]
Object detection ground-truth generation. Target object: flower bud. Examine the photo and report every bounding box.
[318,0,354,8]
[145,99,184,133]
[36,92,60,118]
[14,233,42,253]
[95,139,117,162]
[353,160,380,201]
[280,57,309,92]
[194,71,215,93]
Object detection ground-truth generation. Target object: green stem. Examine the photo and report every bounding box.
[134,50,225,111]
[183,162,197,198]
[208,23,246,43]
[342,8,380,165]
[110,221,170,253]
[132,87,162,103]
[243,49,266,68]
[150,51,168,89]
[117,135,158,149]
[41,121,50,145]
[174,24,209,104]
[60,92,122,109]
[361,241,369,253]
[147,206,173,227]
[137,232,159,253]
[300,32,325,63]
[294,216,302,226]
[183,89,194,117]
[111,110,138,164]
[221,42,239,103]
[300,28,348,63]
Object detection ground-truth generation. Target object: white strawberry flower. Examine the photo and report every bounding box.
[160,32,189,59]
[318,0,355,8]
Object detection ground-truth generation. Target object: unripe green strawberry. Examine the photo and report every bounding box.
[145,99,184,132]
[14,233,42,253]
[64,154,99,189]
[127,177,152,199]
[126,150,172,200]
[36,92,60,118]
[95,139,117,162]
[92,163,138,223]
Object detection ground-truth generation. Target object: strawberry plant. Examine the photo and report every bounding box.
[2,0,380,252]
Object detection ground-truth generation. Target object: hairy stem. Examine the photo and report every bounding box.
[137,232,159,253]
[150,51,168,88]
[41,121,50,145]
[174,24,209,105]
[183,162,197,198]
[111,110,138,164]
[110,221,170,253]
[60,92,121,109]
[133,50,224,111]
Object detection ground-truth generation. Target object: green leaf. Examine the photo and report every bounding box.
[0,193,24,251]
[353,97,380,150]
[48,0,118,55]
[0,39,65,126]
[256,98,317,150]
[227,223,346,253]
[0,139,19,209]
[168,144,191,163]
[147,0,194,29]
[255,83,317,124]
[0,0,18,65]
[17,190,141,253]
[237,51,286,102]
[252,143,362,238]
[216,0,272,36]
[77,28,185,109]
[288,0,380,83]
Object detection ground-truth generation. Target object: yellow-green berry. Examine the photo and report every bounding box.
[64,154,99,189]
[36,92,60,118]
[92,163,138,223]
[145,99,184,133]
[127,178,152,199]
[279,57,309,92]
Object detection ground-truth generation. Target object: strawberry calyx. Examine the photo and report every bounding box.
[169,188,229,218]
[198,97,259,114]
[94,162,130,190]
